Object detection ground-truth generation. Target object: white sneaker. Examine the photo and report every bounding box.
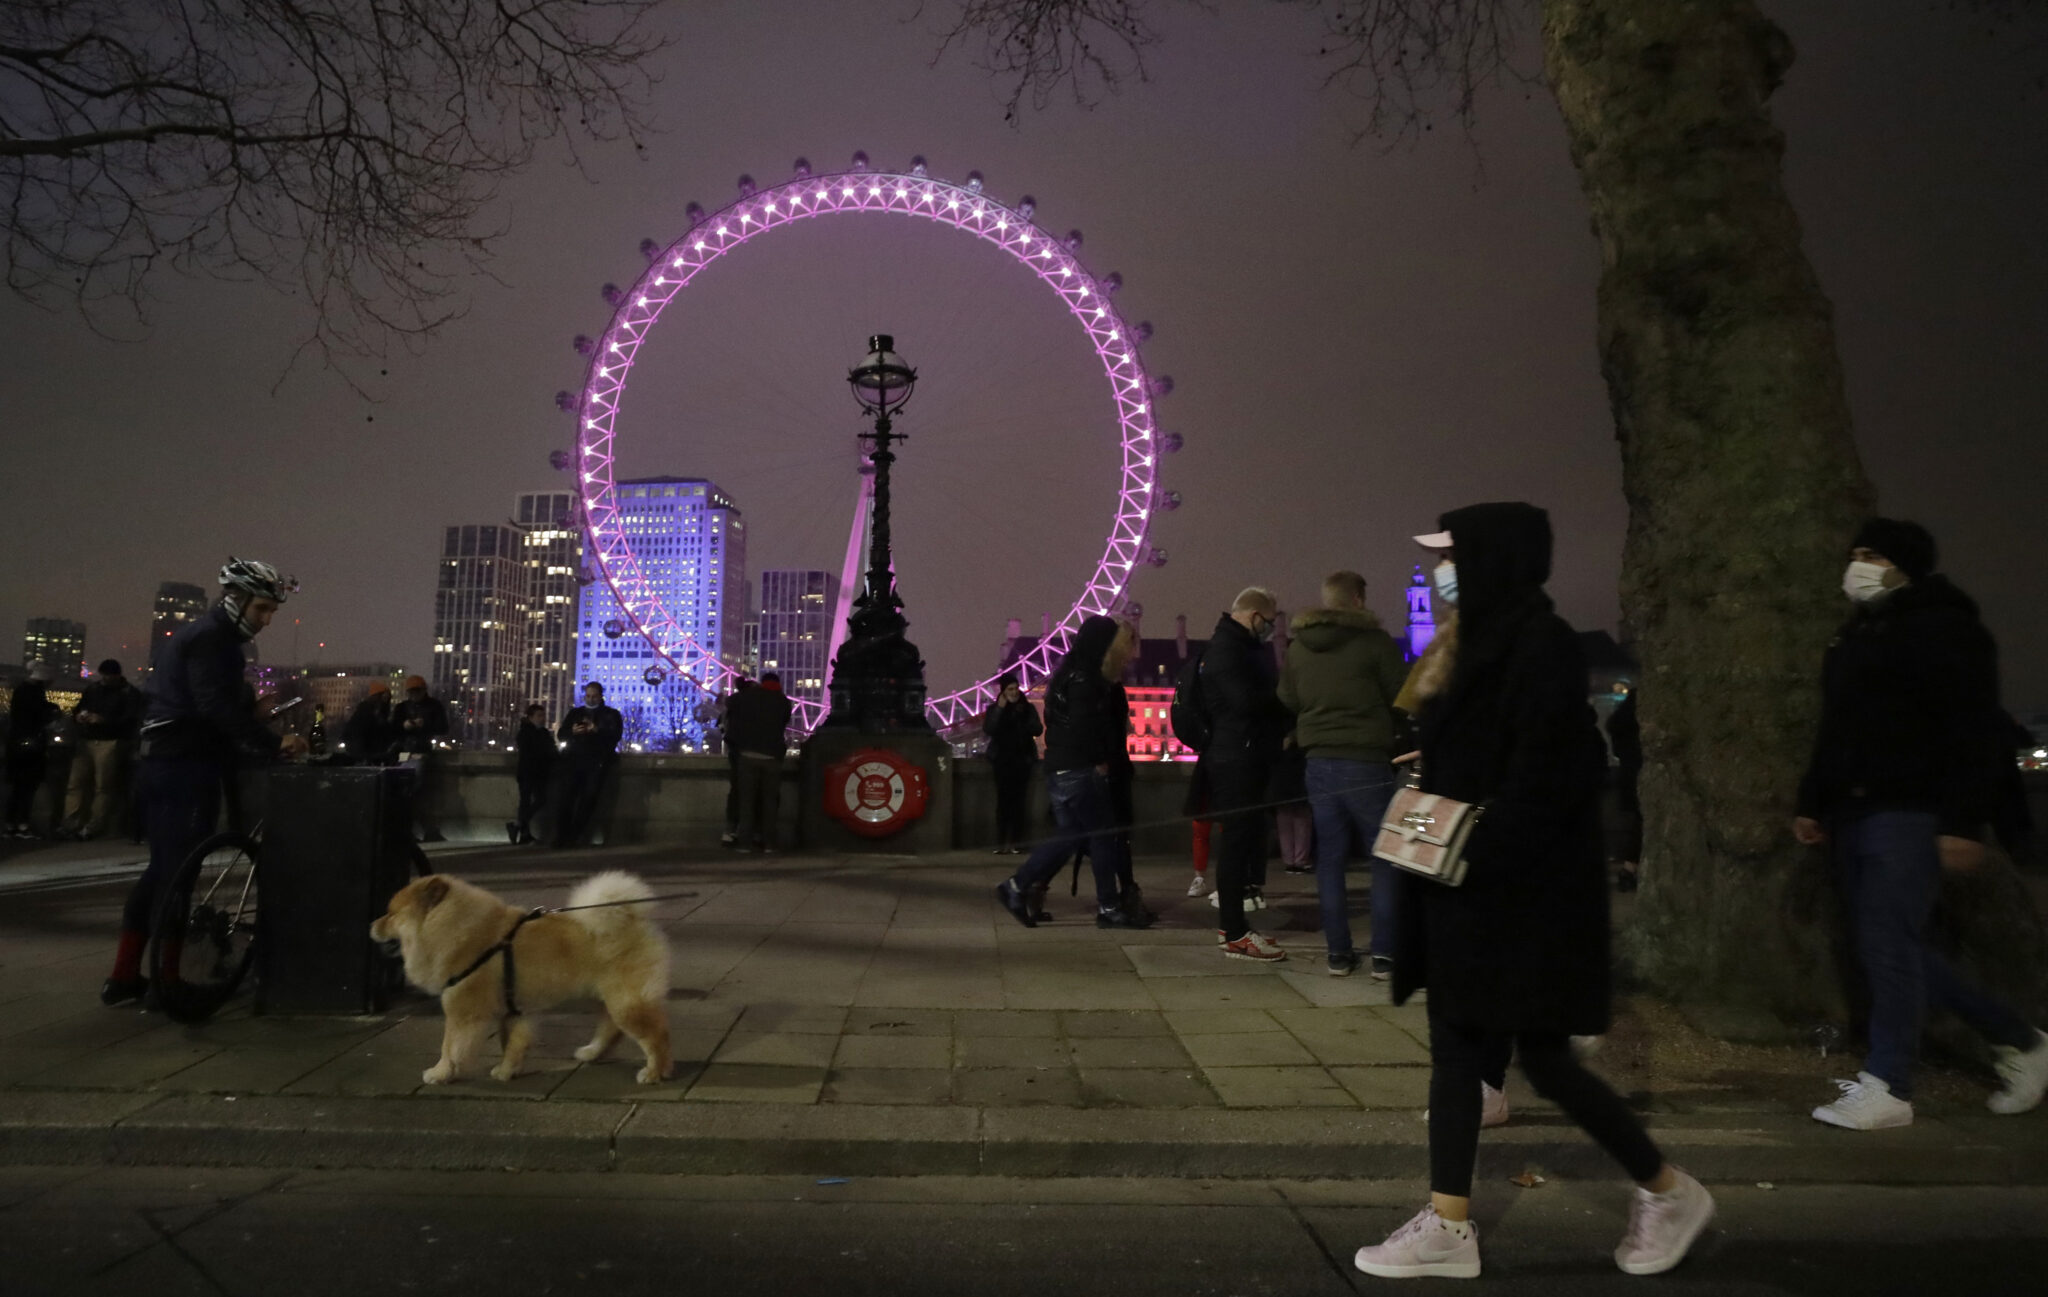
[1990,1029,2048,1115]
[1207,888,1220,907]
[1186,873,1210,898]
[1423,1082,1510,1129]
[1206,887,1266,911]
[1354,1204,1480,1280]
[1811,1071,1913,1130]
[1614,1167,1715,1276]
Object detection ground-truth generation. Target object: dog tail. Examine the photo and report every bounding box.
[564,871,658,942]
[564,871,669,999]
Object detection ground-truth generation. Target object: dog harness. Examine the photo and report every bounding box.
[442,907,548,1018]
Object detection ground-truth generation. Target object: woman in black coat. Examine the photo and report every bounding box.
[1355,503,1712,1281]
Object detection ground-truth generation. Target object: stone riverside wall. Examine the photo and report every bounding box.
[413,752,1204,857]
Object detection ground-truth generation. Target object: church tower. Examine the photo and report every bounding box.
[1406,565,1437,662]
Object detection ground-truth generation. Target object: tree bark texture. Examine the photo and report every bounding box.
[1540,0,1875,1020]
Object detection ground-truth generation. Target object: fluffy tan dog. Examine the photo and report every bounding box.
[370,870,672,1085]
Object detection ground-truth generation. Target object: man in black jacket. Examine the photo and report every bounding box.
[553,681,624,847]
[996,616,1144,929]
[103,559,307,1005]
[507,703,556,845]
[982,672,1042,853]
[341,681,396,764]
[62,659,144,840]
[1796,518,2048,1128]
[725,673,795,852]
[1201,587,1291,961]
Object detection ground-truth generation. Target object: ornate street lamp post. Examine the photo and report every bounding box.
[824,335,931,731]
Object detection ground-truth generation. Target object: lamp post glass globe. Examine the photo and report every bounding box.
[848,335,917,413]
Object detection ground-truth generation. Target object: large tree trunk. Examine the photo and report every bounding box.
[1541,0,1871,1024]
[1542,0,2048,1028]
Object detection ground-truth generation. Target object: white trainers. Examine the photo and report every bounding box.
[1423,1082,1510,1129]
[1354,1204,1481,1280]
[1205,886,1266,910]
[1811,1071,1914,1130]
[1614,1167,1715,1276]
[1990,1029,2048,1115]
[1186,873,1210,898]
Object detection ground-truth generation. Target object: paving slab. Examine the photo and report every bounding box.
[1203,1065,1357,1108]
[951,1068,1085,1107]
[1067,1036,1198,1070]
[952,1009,1059,1037]
[1180,1031,1318,1068]
[820,1067,956,1105]
[684,1063,827,1104]
[955,1034,1070,1070]
[1078,1069,1221,1109]
[833,1034,951,1069]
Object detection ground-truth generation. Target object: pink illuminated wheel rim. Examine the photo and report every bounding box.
[575,162,1166,734]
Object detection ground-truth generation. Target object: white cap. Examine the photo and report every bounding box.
[1413,531,1454,550]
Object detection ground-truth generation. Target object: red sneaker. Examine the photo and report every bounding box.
[1220,931,1286,962]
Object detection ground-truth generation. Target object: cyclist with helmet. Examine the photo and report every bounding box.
[102,558,307,1007]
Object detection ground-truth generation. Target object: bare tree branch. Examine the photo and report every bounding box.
[935,0,1170,119]
[0,0,667,373]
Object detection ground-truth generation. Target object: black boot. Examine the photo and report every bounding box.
[995,880,1037,928]
[1027,883,1053,923]
[100,977,148,1007]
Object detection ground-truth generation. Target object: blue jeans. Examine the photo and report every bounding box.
[1013,768,1124,910]
[1836,811,2036,1099]
[1306,758,1397,960]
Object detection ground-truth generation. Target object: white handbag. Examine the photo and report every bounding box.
[1373,787,1483,887]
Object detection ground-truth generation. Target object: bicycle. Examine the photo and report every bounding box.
[146,815,431,1024]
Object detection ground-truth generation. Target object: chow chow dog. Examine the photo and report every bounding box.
[370,870,672,1085]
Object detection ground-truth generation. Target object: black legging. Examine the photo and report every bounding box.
[1428,1012,1662,1198]
[993,765,1032,847]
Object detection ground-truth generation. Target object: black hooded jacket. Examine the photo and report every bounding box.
[1391,502,1613,1036]
[1040,616,1127,774]
[1797,574,2005,839]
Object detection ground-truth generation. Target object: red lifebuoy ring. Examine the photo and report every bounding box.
[823,748,931,838]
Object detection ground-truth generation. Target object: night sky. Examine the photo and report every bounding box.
[3,0,2043,707]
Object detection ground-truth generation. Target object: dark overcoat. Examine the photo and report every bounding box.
[1390,504,1612,1036]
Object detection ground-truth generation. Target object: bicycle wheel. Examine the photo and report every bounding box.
[149,831,262,1024]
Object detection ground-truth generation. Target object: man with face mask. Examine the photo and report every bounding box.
[1796,518,2048,1128]
[1199,586,1292,961]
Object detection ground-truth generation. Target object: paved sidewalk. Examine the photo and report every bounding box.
[2,844,2044,1180]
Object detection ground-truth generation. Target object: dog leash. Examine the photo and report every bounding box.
[439,890,700,1018]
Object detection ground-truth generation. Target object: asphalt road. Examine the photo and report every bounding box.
[5,1168,2046,1296]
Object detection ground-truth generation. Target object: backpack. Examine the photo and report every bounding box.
[1169,644,1211,753]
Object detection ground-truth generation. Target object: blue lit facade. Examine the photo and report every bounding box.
[575,477,746,750]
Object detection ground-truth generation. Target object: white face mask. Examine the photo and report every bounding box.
[1432,562,1460,607]
[1842,560,1891,604]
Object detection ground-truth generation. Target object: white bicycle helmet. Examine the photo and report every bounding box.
[218,557,298,604]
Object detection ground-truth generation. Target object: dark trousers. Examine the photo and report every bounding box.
[1428,1011,1661,1198]
[122,757,224,933]
[724,748,741,833]
[734,753,782,848]
[1837,810,2036,1098]
[993,764,1033,847]
[1012,769,1124,909]
[554,760,611,847]
[514,772,549,838]
[5,750,46,826]
[1206,758,1271,941]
